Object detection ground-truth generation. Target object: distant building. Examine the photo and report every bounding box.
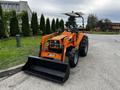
[110,23,120,32]
[0,1,32,20]
[96,22,120,32]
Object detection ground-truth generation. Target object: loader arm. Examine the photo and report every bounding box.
[76,32,84,48]
[62,33,76,61]
[40,32,58,54]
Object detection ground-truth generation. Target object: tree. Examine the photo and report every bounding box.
[10,11,19,36]
[97,19,111,32]
[0,4,3,19]
[31,12,38,35]
[21,11,30,36]
[59,19,64,31]
[104,18,111,31]
[51,19,56,33]
[0,17,5,38]
[3,11,12,36]
[40,14,45,35]
[55,18,59,30]
[97,19,104,31]
[45,18,51,34]
[0,4,6,38]
[86,14,98,31]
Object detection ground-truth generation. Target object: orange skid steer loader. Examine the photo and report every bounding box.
[22,11,88,83]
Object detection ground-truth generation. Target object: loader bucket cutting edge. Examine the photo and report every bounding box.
[22,56,70,83]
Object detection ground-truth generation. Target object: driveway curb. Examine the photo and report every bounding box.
[0,64,24,78]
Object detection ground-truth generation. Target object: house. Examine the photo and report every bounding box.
[110,23,120,32]
[0,1,32,20]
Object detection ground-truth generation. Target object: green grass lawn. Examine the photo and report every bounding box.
[0,36,41,70]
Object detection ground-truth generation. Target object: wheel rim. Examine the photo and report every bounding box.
[85,45,88,54]
[74,51,78,64]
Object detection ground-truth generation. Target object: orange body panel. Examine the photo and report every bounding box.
[41,51,62,60]
[51,34,67,40]
[76,33,84,48]
[41,32,58,50]
[39,31,85,62]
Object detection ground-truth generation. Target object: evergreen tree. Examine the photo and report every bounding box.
[3,11,12,37]
[51,19,56,32]
[31,12,38,35]
[55,18,59,30]
[10,11,19,36]
[40,14,45,35]
[97,19,111,32]
[0,17,5,38]
[59,19,64,31]
[0,4,5,38]
[86,14,98,31]
[21,11,30,36]
[45,18,51,34]
[0,4,3,19]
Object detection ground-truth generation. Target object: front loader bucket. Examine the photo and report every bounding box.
[22,56,70,83]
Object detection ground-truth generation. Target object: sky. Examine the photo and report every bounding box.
[4,0,120,23]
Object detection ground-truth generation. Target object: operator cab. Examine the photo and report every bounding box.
[64,11,85,32]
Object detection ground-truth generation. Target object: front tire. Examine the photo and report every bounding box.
[79,36,88,57]
[68,48,79,68]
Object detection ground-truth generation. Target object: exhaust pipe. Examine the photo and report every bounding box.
[22,56,70,83]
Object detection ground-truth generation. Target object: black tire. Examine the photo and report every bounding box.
[68,48,79,68]
[79,36,88,57]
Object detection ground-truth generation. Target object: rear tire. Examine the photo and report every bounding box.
[79,36,88,57]
[68,48,79,68]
